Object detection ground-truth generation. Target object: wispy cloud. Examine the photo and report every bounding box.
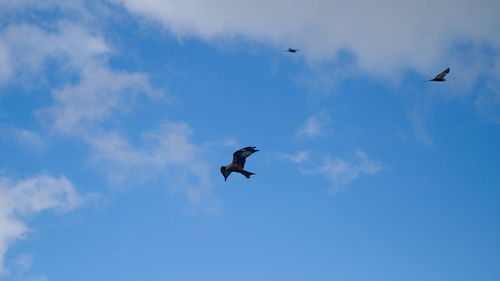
[0,23,108,88]
[13,254,33,273]
[405,92,435,146]
[0,125,45,151]
[295,112,331,139]
[301,149,382,192]
[9,252,48,281]
[35,57,211,203]
[280,151,309,163]
[320,150,382,191]
[203,137,239,148]
[86,122,213,204]
[408,110,434,146]
[40,62,163,135]
[475,81,500,123]
[0,174,84,276]
[0,17,214,204]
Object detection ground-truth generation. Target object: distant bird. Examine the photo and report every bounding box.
[285,48,299,53]
[425,68,450,82]
[220,146,259,181]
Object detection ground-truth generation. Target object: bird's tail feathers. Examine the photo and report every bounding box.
[241,170,255,179]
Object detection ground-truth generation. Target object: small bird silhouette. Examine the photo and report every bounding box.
[285,48,299,53]
[425,68,450,82]
[220,146,259,181]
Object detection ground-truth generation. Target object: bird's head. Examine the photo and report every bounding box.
[220,166,228,181]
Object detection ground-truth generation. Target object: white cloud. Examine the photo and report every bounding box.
[0,174,84,276]
[112,0,500,80]
[405,93,436,146]
[13,253,33,273]
[87,122,212,203]
[408,110,434,146]
[203,137,239,148]
[0,0,83,11]
[13,130,43,149]
[475,81,500,123]
[41,62,162,135]
[295,112,331,139]
[110,0,500,121]
[281,151,309,163]
[304,149,382,191]
[0,17,211,203]
[34,55,211,202]
[0,23,108,87]
[0,41,11,86]
[0,126,45,151]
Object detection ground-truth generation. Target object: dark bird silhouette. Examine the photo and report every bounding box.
[220,146,259,181]
[285,48,299,53]
[425,68,450,82]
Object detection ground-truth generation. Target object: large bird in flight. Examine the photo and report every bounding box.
[285,48,299,53]
[220,146,259,181]
[425,68,450,82]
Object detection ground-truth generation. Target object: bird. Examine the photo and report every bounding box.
[425,67,450,82]
[220,146,259,181]
[285,48,299,53]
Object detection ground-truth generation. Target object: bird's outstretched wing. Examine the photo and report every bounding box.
[434,67,450,80]
[232,146,259,168]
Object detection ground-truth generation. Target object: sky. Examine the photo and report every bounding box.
[0,0,499,280]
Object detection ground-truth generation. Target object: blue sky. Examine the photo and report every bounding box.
[0,1,499,280]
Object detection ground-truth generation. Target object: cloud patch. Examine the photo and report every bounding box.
[295,112,331,139]
[0,126,45,151]
[0,23,108,87]
[41,62,162,135]
[281,151,309,163]
[298,149,382,192]
[0,174,84,276]
[317,150,382,191]
[112,0,500,80]
[87,122,212,204]
[0,18,212,204]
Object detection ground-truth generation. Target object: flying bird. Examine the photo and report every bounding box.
[220,146,259,181]
[425,68,450,82]
[285,48,299,53]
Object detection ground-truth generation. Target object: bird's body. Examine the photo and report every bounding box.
[426,67,450,82]
[285,48,299,53]
[220,146,259,181]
